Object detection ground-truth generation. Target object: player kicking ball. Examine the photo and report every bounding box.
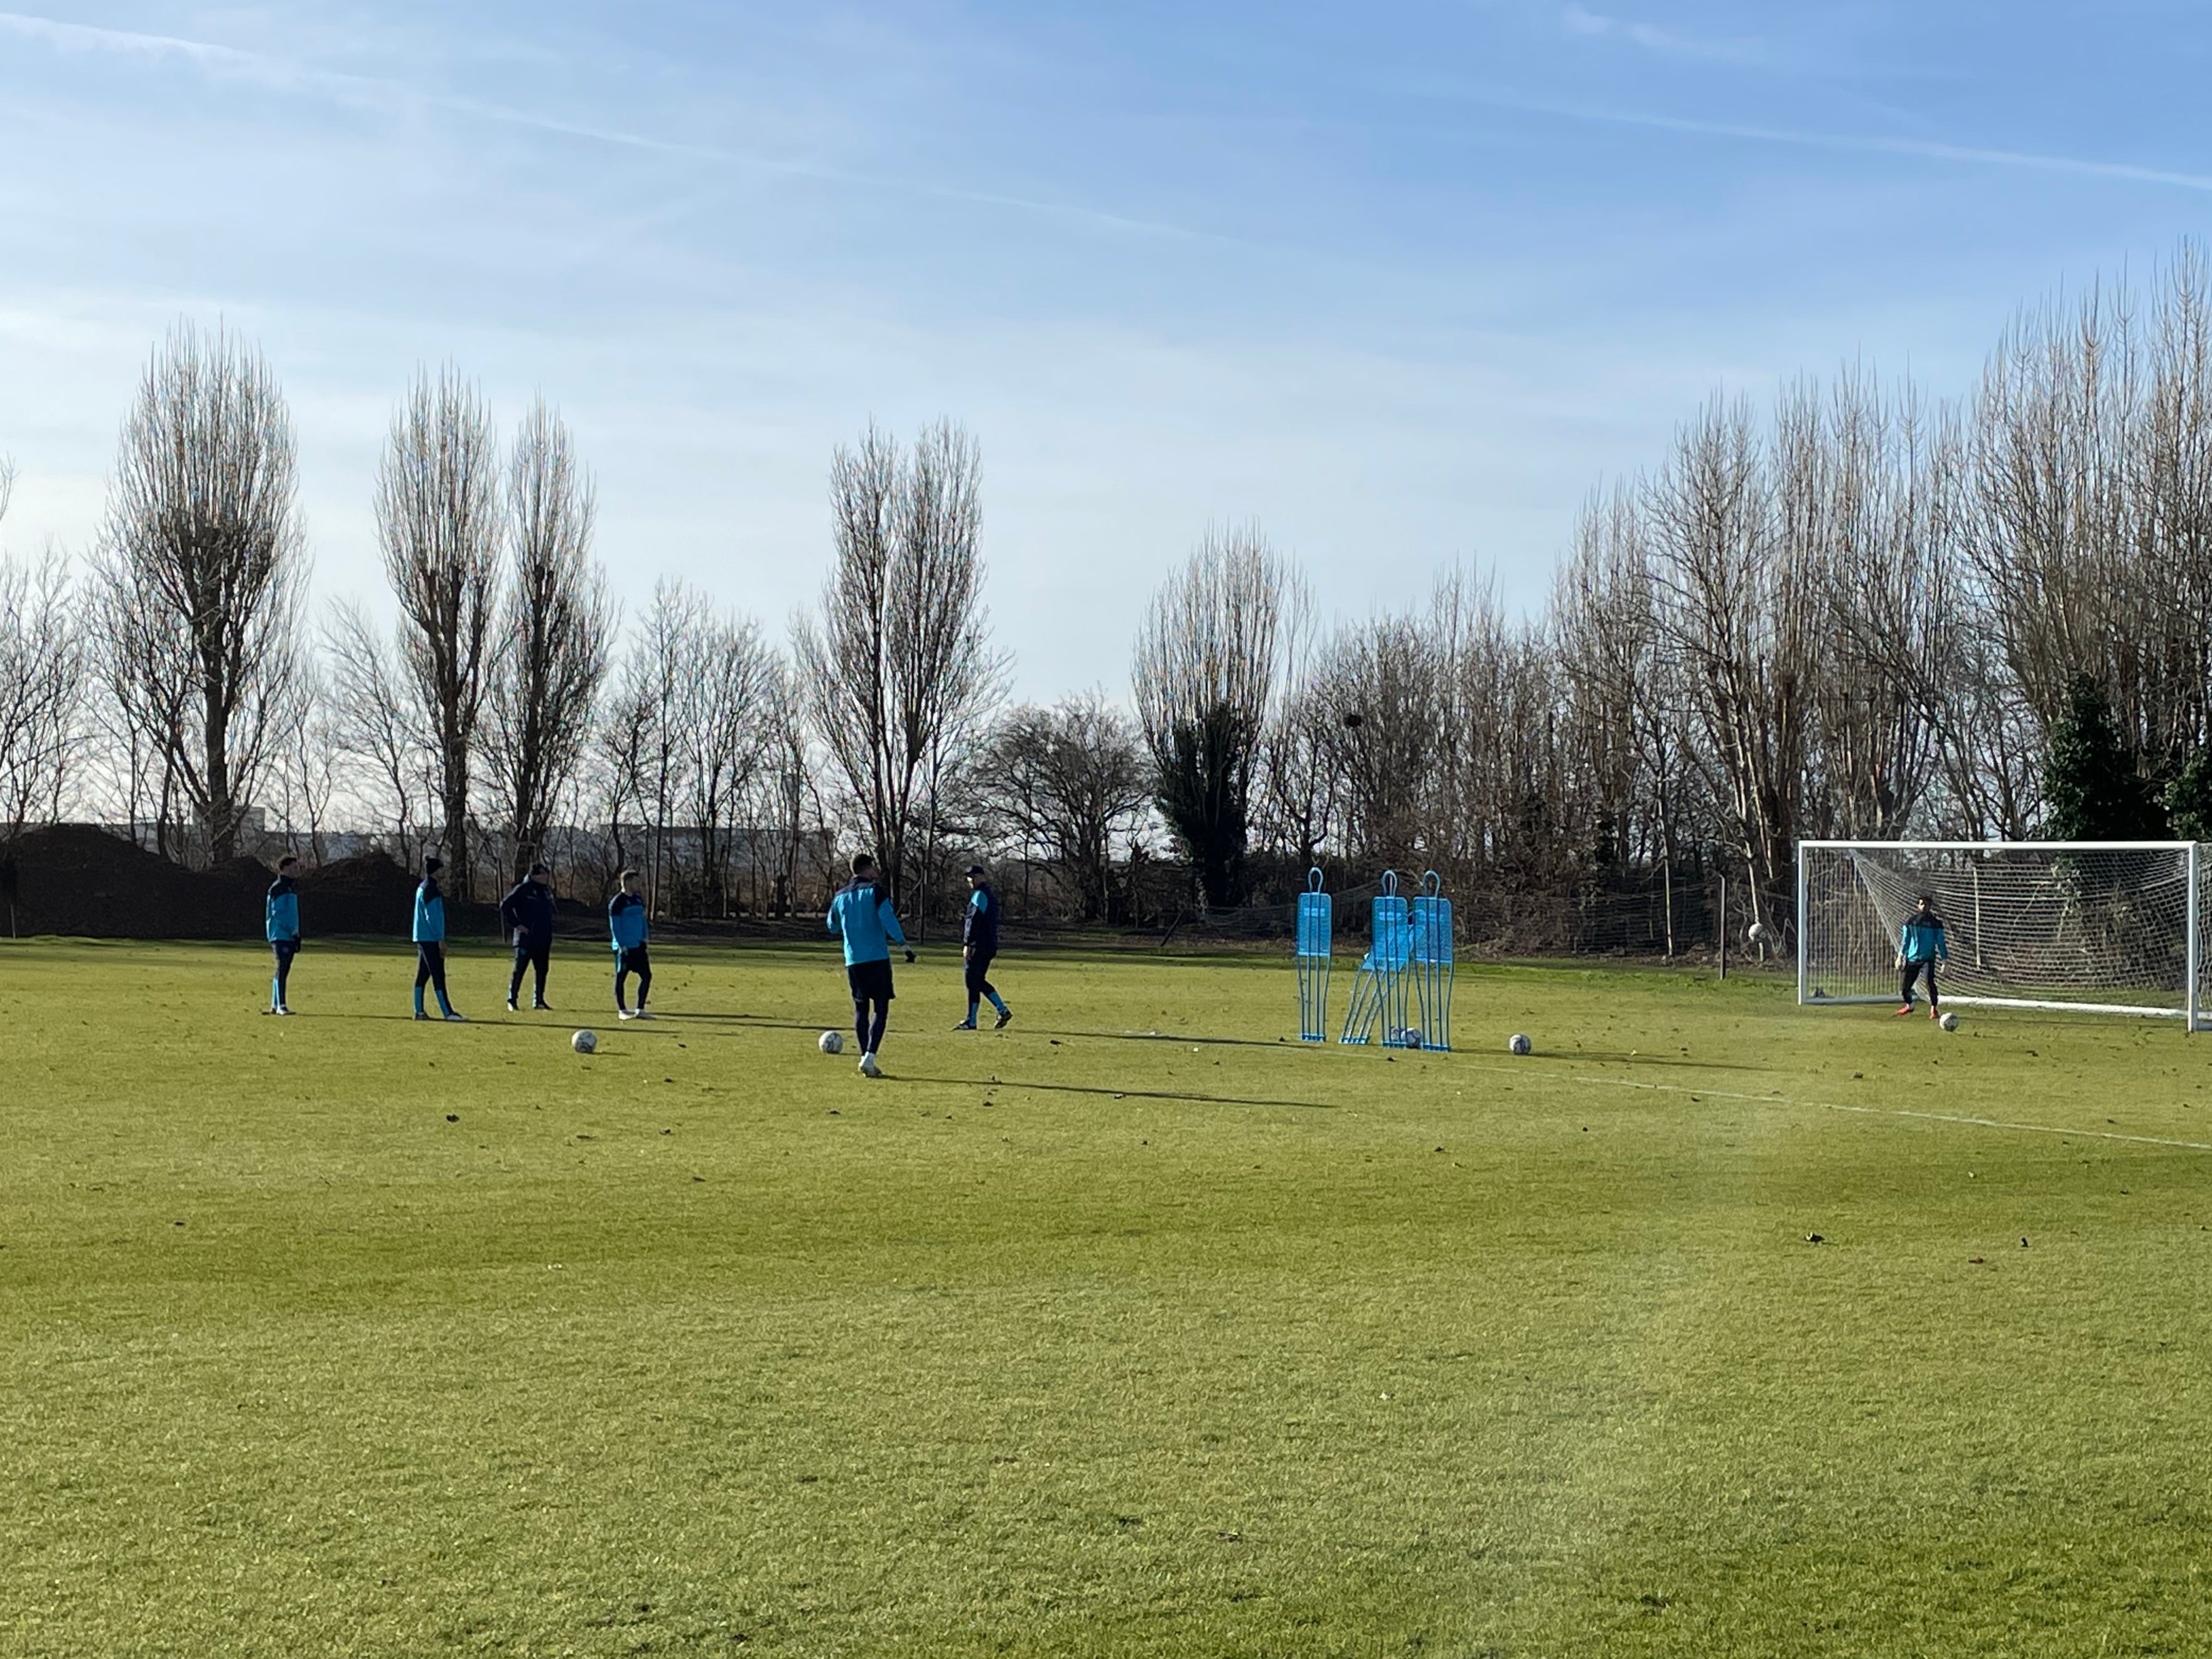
[1894,893,1948,1019]
[609,868,653,1020]
[952,862,1011,1030]
[828,852,912,1078]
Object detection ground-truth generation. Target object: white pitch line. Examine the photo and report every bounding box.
[1460,1061,2212,1153]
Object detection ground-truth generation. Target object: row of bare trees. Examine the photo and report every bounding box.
[0,326,1011,918]
[11,245,2212,937]
[1125,245,2212,937]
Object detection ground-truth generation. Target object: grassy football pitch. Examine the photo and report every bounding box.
[4,938,2211,1656]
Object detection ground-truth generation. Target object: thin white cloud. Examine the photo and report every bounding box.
[0,9,269,70]
[1452,82,2212,195]
[1560,4,1766,65]
[0,8,1205,242]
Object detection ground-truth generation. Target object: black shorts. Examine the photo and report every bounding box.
[618,945,651,974]
[964,950,996,995]
[847,958,895,1002]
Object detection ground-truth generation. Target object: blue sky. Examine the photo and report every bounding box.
[1,2,2208,697]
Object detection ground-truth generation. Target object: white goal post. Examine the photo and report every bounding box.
[1796,840,2207,1030]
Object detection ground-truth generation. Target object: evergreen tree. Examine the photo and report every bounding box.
[2043,675,2166,840]
[2162,748,2212,841]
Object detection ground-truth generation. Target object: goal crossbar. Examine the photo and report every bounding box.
[1796,840,2207,1031]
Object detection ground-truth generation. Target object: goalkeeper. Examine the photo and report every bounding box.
[1894,894,1948,1019]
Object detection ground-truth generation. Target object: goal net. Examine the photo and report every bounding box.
[1797,841,2207,1026]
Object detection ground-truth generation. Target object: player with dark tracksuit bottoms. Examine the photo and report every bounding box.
[827,851,910,1078]
[501,862,558,1012]
[414,856,464,1021]
[264,853,301,1016]
[610,868,653,1020]
[953,862,1011,1030]
[1896,894,1948,1019]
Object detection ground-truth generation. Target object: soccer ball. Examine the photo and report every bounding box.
[1940,1011,1960,1032]
[1393,1027,1425,1050]
[819,1030,845,1055]
[571,1029,597,1055]
[1748,921,1769,946]
[1508,1033,1532,1056]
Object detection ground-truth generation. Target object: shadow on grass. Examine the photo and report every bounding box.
[301,1011,448,1024]
[1034,1028,1307,1052]
[644,1011,834,1034]
[1541,1050,1762,1073]
[900,1070,1334,1111]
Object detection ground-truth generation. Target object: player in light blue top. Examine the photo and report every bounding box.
[412,855,464,1022]
[827,851,911,1076]
[1896,894,1948,1020]
[609,868,652,1020]
[263,854,301,1016]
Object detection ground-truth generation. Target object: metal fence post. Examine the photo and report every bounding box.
[1718,875,1727,982]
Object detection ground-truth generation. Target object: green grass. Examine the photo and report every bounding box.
[4,938,2211,1656]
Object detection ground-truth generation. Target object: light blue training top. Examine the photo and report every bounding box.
[609,891,649,952]
[827,878,907,965]
[265,876,300,943]
[412,878,446,945]
[1899,915,1947,964]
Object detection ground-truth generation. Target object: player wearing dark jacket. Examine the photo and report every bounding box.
[264,854,301,1015]
[502,863,558,1011]
[954,864,1011,1030]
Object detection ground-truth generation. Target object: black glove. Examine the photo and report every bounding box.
[904,949,916,964]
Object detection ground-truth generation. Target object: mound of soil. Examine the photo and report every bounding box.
[0,827,740,942]
[0,825,272,940]
[296,850,419,937]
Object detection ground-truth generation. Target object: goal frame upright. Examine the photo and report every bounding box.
[1796,839,2208,1033]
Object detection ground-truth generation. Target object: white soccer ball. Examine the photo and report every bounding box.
[1402,1028,1424,1050]
[1940,1011,1960,1032]
[571,1029,597,1055]
[1508,1033,1532,1056]
[1748,921,1769,945]
[819,1029,845,1055]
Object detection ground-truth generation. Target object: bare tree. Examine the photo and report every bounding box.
[378,367,500,896]
[1647,394,1814,932]
[680,611,775,916]
[322,599,437,864]
[1425,568,1572,891]
[1131,524,1298,908]
[588,675,652,894]
[970,694,1152,921]
[1554,484,1658,868]
[794,419,1002,915]
[87,547,193,855]
[748,652,826,917]
[488,398,613,880]
[0,467,89,838]
[94,322,306,861]
[264,656,338,862]
[1253,579,1341,872]
[1313,607,1447,867]
[603,581,706,912]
